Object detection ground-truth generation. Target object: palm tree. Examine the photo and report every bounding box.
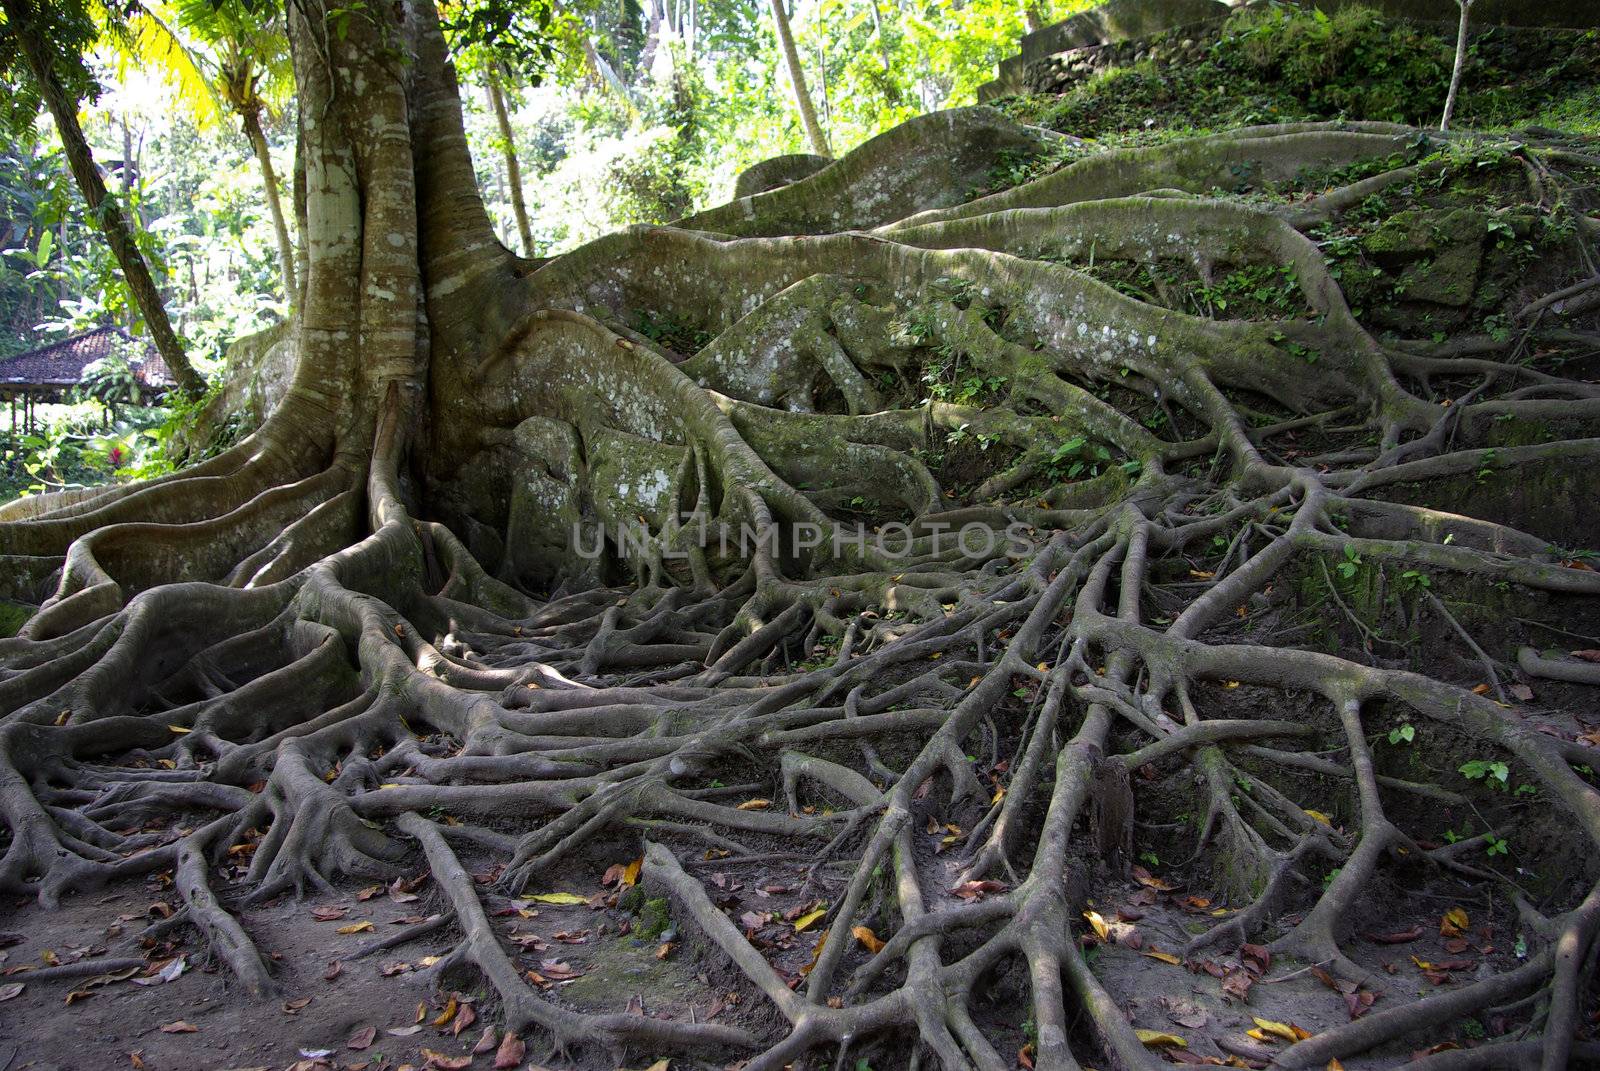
[151,0,298,307]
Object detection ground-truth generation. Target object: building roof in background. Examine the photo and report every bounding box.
[0,326,174,391]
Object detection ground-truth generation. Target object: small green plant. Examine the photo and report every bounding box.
[1459,758,1510,788]
[1335,544,1363,579]
[1045,436,1115,480]
[1388,724,1416,745]
[1485,836,1509,857]
[1475,449,1498,484]
[1397,570,1432,592]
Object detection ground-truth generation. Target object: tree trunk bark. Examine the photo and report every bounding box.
[768,0,830,157]
[240,107,299,307]
[1,0,206,398]
[484,68,535,257]
[1440,0,1473,131]
[1023,2,1048,33]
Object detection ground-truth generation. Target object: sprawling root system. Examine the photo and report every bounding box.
[2,9,1599,1065]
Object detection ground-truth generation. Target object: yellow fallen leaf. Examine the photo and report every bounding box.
[1189,569,1215,579]
[1304,810,1332,826]
[335,921,374,934]
[431,996,458,1026]
[852,926,885,954]
[793,907,828,932]
[799,933,827,977]
[1142,950,1182,965]
[928,652,943,660]
[1135,1029,1187,1049]
[1222,680,1241,689]
[736,799,772,811]
[622,858,642,887]
[991,785,1007,804]
[1082,911,1110,941]
[526,892,588,905]
[1327,1061,1345,1071]
[1441,907,1468,936]
[1251,1017,1309,1042]
[167,725,191,734]
[644,1060,670,1071]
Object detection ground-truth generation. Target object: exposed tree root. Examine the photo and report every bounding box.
[2,12,1599,1067]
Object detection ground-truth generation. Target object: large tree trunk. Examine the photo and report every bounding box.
[484,66,536,257]
[0,2,1597,1069]
[240,106,299,306]
[769,0,831,157]
[0,0,206,398]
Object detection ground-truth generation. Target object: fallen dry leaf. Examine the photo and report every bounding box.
[159,1021,198,1034]
[852,926,885,954]
[1136,1028,1188,1049]
[0,982,22,1002]
[453,1001,476,1036]
[1250,1017,1310,1042]
[421,1050,472,1070]
[494,1032,526,1069]
[431,996,459,1027]
[525,892,588,905]
[335,921,374,935]
[1366,926,1423,944]
[347,1025,377,1050]
[1132,865,1178,891]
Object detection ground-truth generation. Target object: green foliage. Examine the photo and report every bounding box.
[1218,4,1451,124]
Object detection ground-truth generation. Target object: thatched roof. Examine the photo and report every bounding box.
[0,326,174,392]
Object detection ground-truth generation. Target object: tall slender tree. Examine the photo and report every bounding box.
[1440,0,1474,130]
[0,0,206,395]
[769,0,830,156]
[483,63,536,256]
